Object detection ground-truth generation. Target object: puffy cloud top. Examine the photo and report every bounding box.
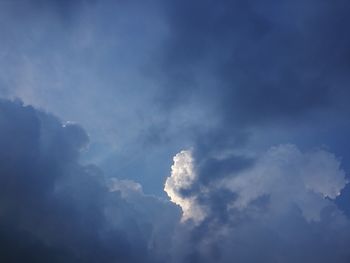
[165,146,350,263]
[221,144,348,221]
[0,98,350,263]
[164,150,206,223]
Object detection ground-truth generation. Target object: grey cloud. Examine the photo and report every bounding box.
[1,1,350,262]
[152,0,350,169]
[0,98,180,262]
[158,0,350,123]
[165,146,350,263]
[152,1,350,208]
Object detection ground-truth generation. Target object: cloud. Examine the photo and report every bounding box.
[220,144,347,221]
[0,98,179,263]
[1,97,350,263]
[1,1,350,261]
[165,145,350,262]
[108,178,143,198]
[158,0,350,122]
[164,150,206,224]
[167,145,348,223]
[153,0,350,173]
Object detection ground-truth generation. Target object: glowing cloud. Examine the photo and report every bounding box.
[164,150,206,224]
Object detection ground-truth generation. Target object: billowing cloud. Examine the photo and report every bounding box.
[1,98,350,263]
[220,144,347,221]
[0,98,179,263]
[164,150,206,224]
[1,1,350,262]
[165,145,350,262]
[167,145,348,223]
[154,0,350,176]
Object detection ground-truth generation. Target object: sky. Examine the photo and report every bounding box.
[0,0,350,262]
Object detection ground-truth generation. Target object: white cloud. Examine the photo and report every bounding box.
[108,178,143,198]
[164,150,206,224]
[165,145,348,225]
[220,144,348,221]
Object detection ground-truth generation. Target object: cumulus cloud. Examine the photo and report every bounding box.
[1,97,350,263]
[0,98,179,263]
[166,145,350,263]
[220,144,348,221]
[154,0,350,179]
[164,150,206,224]
[166,145,348,223]
[1,1,350,262]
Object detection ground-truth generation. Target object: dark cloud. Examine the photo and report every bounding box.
[175,207,350,263]
[196,155,254,185]
[0,98,179,263]
[157,1,350,260]
[155,0,350,211]
[1,0,350,262]
[158,0,350,125]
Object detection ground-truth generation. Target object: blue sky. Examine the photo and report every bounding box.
[0,0,350,262]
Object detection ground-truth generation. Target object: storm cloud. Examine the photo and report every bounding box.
[158,0,350,121]
[1,98,349,263]
[0,99,179,262]
[1,0,350,262]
